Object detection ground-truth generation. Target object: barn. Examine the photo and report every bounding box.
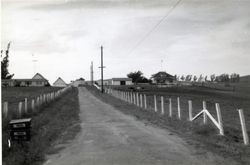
[53,77,67,87]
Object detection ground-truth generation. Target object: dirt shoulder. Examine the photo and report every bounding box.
[86,86,250,165]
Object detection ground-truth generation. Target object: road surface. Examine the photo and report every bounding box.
[44,87,237,165]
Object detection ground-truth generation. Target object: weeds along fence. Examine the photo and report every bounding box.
[103,87,249,146]
[2,86,72,120]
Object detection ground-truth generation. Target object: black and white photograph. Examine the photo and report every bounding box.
[1,0,250,164]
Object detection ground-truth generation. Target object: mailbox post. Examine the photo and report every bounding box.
[9,118,32,143]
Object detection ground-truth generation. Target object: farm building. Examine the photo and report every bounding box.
[96,78,133,86]
[53,77,67,87]
[71,78,86,87]
[240,75,250,83]
[2,73,49,87]
[151,71,175,84]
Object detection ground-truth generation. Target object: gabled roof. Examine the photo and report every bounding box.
[32,73,47,80]
[53,77,67,85]
[152,72,174,78]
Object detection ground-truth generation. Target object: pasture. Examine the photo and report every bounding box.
[87,83,250,164]
[2,87,62,119]
[2,87,80,165]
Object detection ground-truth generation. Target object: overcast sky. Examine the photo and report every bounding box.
[1,0,250,83]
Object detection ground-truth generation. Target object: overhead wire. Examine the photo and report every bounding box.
[126,0,183,56]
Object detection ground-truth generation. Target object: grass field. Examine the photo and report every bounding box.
[2,87,80,165]
[2,87,62,119]
[86,84,250,164]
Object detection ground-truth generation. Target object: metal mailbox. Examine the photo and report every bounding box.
[9,118,31,141]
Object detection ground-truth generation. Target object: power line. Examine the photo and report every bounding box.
[127,0,183,56]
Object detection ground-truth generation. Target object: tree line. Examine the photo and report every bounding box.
[127,70,240,84]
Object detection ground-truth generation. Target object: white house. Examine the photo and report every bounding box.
[96,78,133,86]
[71,79,86,87]
[53,77,67,87]
[2,73,49,87]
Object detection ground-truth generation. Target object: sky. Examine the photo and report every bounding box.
[1,0,250,84]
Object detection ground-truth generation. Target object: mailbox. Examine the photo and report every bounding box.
[9,118,31,141]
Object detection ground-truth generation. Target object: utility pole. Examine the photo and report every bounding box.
[90,61,94,85]
[99,46,105,93]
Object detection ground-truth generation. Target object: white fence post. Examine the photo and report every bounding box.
[24,98,28,114]
[238,109,249,145]
[31,99,35,112]
[169,98,172,117]
[3,102,8,118]
[130,92,133,103]
[37,97,40,107]
[188,100,192,121]
[140,94,143,108]
[161,96,164,115]
[144,94,147,109]
[18,102,22,118]
[136,93,139,106]
[177,97,181,119]
[154,95,157,112]
[215,103,224,135]
[133,93,136,105]
[203,101,207,124]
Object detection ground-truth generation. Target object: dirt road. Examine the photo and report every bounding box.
[44,87,237,165]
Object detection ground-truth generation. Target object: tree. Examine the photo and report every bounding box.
[127,71,150,84]
[180,75,185,81]
[204,76,208,81]
[1,42,14,79]
[230,73,240,82]
[193,75,197,82]
[210,74,216,82]
[198,74,203,82]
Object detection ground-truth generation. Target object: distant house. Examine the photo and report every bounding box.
[2,73,49,87]
[71,78,85,87]
[151,72,175,84]
[53,77,67,87]
[96,78,133,86]
[240,75,250,83]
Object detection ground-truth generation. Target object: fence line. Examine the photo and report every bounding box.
[2,86,72,119]
[104,87,249,145]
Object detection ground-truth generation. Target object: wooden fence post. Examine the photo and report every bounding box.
[203,101,207,124]
[3,102,8,118]
[154,95,157,112]
[130,92,133,103]
[144,94,147,109]
[216,103,224,135]
[177,97,181,119]
[188,100,192,121]
[161,96,164,115]
[24,98,28,114]
[140,94,143,108]
[238,109,249,145]
[169,98,172,117]
[31,99,35,112]
[136,93,139,106]
[133,93,136,105]
[18,102,22,118]
[37,97,40,107]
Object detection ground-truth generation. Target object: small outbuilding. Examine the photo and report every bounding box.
[53,77,67,87]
